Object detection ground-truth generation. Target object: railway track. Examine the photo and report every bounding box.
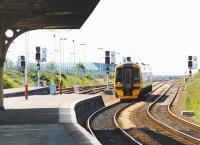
[59,81,161,95]
[57,81,161,95]
[88,80,199,145]
[116,82,186,145]
[87,101,140,145]
[87,81,165,145]
[148,83,200,144]
[56,84,114,94]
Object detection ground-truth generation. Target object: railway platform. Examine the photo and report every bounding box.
[0,92,113,145]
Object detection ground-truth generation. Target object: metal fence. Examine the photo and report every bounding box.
[4,61,115,77]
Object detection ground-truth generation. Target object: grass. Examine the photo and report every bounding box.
[3,69,102,89]
[61,73,100,87]
[184,72,200,122]
[4,70,35,89]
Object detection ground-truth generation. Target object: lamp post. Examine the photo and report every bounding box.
[53,34,57,63]
[80,43,86,62]
[72,40,76,64]
[59,34,67,95]
[59,33,62,95]
[60,38,67,72]
[98,48,103,76]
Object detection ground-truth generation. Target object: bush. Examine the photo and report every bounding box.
[2,69,101,89]
[84,73,93,80]
[3,74,18,89]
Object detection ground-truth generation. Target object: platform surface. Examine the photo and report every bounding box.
[1,93,97,145]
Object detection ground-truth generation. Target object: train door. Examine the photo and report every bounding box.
[123,65,132,95]
[124,69,131,89]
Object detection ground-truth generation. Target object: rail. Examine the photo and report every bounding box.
[147,83,200,144]
[56,84,114,95]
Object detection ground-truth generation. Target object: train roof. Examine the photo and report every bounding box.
[116,62,140,68]
[116,62,152,71]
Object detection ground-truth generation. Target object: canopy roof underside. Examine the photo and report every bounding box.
[0,0,100,30]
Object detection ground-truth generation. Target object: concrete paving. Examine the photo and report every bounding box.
[0,124,76,145]
[0,93,100,145]
[4,94,93,109]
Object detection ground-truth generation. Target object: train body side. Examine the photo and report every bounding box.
[114,62,153,100]
[139,64,153,96]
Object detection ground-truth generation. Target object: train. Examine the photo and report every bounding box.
[114,58,153,100]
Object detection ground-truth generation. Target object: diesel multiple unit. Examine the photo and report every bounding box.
[114,61,153,100]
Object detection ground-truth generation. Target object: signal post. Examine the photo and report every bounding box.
[188,56,197,77]
[36,46,41,87]
[105,51,110,91]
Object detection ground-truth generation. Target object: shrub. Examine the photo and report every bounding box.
[3,74,18,89]
[84,73,93,80]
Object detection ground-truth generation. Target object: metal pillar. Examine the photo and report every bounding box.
[0,28,29,110]
[0,66,4,110]
[37,68,40,87]
[59,33,62,95]
[106,73,109,90]
[73,40,75,65]
[24,32,28,99]
[189,68,192,78]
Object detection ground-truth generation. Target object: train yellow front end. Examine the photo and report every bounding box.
[114,62,153,100]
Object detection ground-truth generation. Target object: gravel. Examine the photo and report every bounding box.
[118,83,185,145]
[90,102,139,145]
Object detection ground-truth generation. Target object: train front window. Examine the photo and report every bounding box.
[133,68,140,82]
[116,67,122,83]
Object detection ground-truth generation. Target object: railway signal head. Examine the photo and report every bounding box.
[41,47,47,62]
[36,46,40,52]
[21,60,25,68]
[105,56,110,64]
[188,61,193,69]
[127,57,131,62]
[188,56,192,61]
[105,51,110,57]
[20,55,25,72]
[20,55,25,61]
[36,46,41,61]
[36,52,41,61]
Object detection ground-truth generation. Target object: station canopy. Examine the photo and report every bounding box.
[0,0,100,30]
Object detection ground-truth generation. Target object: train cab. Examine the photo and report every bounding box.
[114,58,153,100]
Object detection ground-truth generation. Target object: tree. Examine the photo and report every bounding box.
[76,63,85,70]
[76,63,85,76]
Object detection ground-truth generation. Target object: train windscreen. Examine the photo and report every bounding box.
[116,67,122,83]
[133,67,140,82]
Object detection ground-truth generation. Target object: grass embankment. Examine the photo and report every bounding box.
[4,70,34,89]
[184,72,200,122]
[34,72,100,87]
[3,70,101,89]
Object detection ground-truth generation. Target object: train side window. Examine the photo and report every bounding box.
[116,68,122,83]
[133,68,140,82]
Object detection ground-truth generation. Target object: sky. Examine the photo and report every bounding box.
[6,0,200,75]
